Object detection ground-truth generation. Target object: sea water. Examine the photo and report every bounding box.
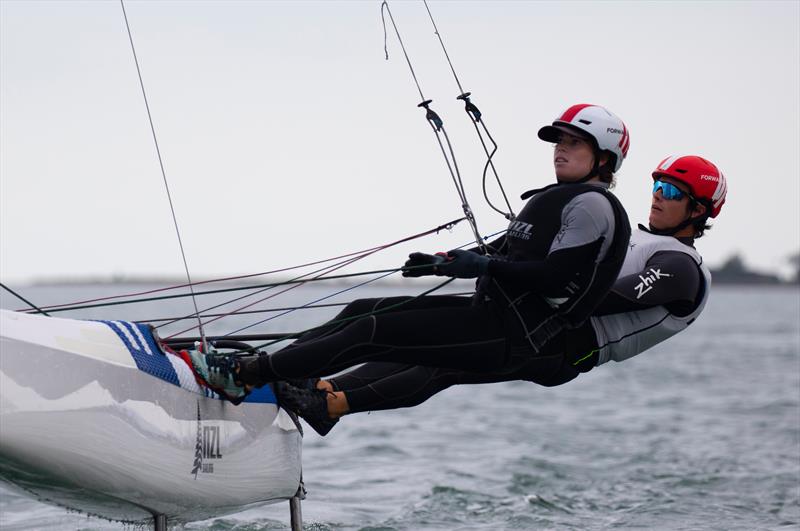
[1,283,798,530]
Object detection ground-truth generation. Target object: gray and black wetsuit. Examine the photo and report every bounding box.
[255,182,631,407]
[322,228,709,414]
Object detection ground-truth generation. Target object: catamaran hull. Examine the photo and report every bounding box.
[0,309,302,524]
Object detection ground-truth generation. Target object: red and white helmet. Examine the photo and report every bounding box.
[538,103,630,172]
[652,155,727,218]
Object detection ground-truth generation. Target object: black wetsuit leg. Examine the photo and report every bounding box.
[327,322,600,413]
[265,297,512,380]
[288,295,473,345]
[334,364,516,413]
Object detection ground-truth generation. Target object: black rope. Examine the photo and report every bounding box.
[20,217,466,315]
[21,268,411,315]
[156,244,378,332]
[0,283,50,316]
[230,277,457,354]
[220,269,395,338]
[153,216,467,334]
[137,290,477,325]
[140,301,349,324]
[422,0,515,222]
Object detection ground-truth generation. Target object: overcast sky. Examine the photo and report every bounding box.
[2,0,798,285]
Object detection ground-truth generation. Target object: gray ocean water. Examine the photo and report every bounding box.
[0,282,798,530]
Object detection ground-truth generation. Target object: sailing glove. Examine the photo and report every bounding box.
[402,252,448,277]
[436,249,490,279]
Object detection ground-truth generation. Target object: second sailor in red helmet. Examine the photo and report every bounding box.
[585,155,727,366]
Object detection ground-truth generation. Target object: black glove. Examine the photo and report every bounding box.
[436,249,491,279]
[402,252,448,277]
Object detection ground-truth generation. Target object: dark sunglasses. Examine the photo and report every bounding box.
[653,179,693,201]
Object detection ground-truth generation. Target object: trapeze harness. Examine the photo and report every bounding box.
[253,182,631,391]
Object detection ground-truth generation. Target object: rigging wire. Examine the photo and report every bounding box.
[230,277,457,353]
[0,283,49,316]
[166,221,508,337]
[155,217,465,335]
[17,219,471,316]
[164,247,381,337]
[381,0,486,254]
[119,0,208,351]
[141,226,507,329]
[22,267,418,315]
[422,0,515,222]
[222,269,395,337]
[143,225,507,330]
[18,217,465,314]
[138,291,475,325]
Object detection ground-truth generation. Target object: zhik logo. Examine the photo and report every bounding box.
[634,267,672,299]
[192,401,223,478]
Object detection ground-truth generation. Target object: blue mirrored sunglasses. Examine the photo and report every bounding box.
[653,179,690,201]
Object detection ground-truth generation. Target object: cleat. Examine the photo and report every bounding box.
[274,381,338,437]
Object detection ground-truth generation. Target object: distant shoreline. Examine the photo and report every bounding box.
[10,276,799,288]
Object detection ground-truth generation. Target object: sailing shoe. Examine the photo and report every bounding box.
[235,353,276,387]
[187,351,248,404]
[285,377,321,391]
[274,381,339,437]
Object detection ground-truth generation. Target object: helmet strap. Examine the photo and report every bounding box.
[645,201,710,236]
[644,218,695,237]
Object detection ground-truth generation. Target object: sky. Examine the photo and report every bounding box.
[1,0,799,285]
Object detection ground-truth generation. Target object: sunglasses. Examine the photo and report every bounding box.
[653,179,694,201]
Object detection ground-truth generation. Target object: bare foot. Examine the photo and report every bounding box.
[316,380,349,418]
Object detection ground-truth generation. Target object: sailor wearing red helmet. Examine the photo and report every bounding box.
[584,155,727,367]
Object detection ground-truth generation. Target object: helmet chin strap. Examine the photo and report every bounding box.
[645,207,708,236]
[644,217,695,236]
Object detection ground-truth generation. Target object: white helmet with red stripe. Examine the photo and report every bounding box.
[653,155,727,218]
[538,103,630,172]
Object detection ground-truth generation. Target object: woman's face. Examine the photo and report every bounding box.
[649,176,704,230]
[552,133,597,182]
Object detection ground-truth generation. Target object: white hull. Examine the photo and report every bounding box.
[0,309,302,524]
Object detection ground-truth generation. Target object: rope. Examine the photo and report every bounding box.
[0,283,49,316]
[149,217,466,333]
[19,217,465,314]
[381,0,486,253]
[164,244,385,337]
[21,268,409,315]
[221,269,395,337]
[119,0,208,349]
[137,291,476,325]
[421,0,515,221]
[231,277,457,353]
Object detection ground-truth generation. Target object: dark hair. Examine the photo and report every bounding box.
[689,201,712,239]
[596,153,616,188]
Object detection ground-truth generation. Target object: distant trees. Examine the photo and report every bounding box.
[790,252,800,284]
[711,254,782,284]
